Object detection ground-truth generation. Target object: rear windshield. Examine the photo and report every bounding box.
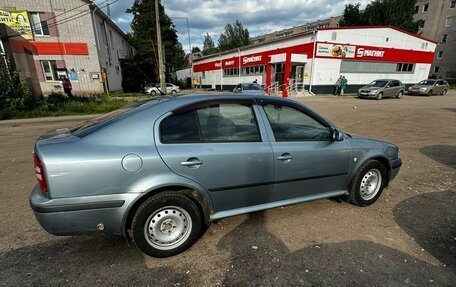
[242,83,262,91]
[70,98,166,137]
[367,80,388,87]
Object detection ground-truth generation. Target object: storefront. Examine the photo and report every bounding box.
[192,26,437,96]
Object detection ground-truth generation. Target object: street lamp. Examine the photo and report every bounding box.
[170,16,193,88]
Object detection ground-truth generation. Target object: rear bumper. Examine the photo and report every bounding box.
[390,158,402,181]
[29,185,141,236]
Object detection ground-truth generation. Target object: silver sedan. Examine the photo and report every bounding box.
[30,94,401,257]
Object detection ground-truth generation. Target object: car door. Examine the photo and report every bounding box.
[383,81,395,97]
[155,99,274,212]
[434,80,443,94]
[391,80,401,97]
[259,99,352,201]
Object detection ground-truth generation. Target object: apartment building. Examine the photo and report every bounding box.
[414,0,456,82]
[0,0,133,96]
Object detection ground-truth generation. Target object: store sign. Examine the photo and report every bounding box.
[242,55,262,65]
[224,60,235,66]
[214,62,221,68]
[0,10,33,39]
[356,48,385,58]
[316,43,356,58]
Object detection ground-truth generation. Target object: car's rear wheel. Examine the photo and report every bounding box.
[396,91,403,99]
[132,191,202,258]
[151,90,157,96]
[441,89,447,95]
[427,90,432,97]
[376,92,383,100]
[171,90,177,94]
[348,160,387,207]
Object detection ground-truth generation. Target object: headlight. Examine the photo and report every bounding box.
[370,90,378,93]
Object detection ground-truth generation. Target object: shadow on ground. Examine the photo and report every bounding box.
[394,191,456,272]
[217,212,455,286]
[419,145,456,168]
[0,236,189,286]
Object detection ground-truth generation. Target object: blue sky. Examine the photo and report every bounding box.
[95,0,370,53]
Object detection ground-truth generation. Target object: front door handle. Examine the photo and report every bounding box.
[180,157,203,168]
[276,153,293,162]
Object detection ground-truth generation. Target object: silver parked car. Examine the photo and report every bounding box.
[407,79,449,96]
[358,79,405,100]
[30,94,401,257]
[144,83,180,95]
[233,83,267,96]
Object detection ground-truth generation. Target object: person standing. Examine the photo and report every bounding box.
[334,75,342,95]
[340,76,348,96]
[62,78,73,97]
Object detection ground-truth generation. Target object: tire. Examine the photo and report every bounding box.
[150,90,157,96]
[348,160,387,207]
[396,91,403,99]
[376,92,383,100]
[171,90,177,95]
[427,90,432,97]
[441,89,447,95]
[132,191,202,258]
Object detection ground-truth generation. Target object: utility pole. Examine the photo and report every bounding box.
[155,0,166,94]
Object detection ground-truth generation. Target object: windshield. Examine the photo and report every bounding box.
[367,80,388,87]
[70,98,166,137]
[418,80,435,86]
[241,83,262,91]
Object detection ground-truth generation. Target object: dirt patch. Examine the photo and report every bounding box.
[0,92,455,286]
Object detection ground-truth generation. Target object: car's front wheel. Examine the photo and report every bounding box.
[150,90,157,96]
[376,92,383,100]
[132,191,202,258]
[171,90,177,94]
[396,91,403,99]
[427,90,433,97]
[348,160,387,207]
[441,89,447,95]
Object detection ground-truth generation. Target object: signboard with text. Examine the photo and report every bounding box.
[0,10,33,39]
[316,43,356,58]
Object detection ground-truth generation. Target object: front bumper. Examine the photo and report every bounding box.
[29,185,141,236]
[358,92,378,98]
[390,158,402,181]
[407,90,427,95]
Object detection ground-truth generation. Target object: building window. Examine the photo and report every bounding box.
[396,63,415,72]
[331,32,337,41]
[445,17,453,27]
[442,34,448,43]
[437,51,444,59]
[414,5,419,13]
[223,68,239,76]
[30,12,49,36]
[419,21,425,29]
[450,0,455,9]
[99,22,107,45]
[41,60,58,81]
[422,3,429,12]
[109,30,114,46]
[433,66,440,74]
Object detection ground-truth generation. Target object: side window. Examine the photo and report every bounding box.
[197,104,260,142]
[160,111,200,143]
[263,104,330,141]
[160,103,260,143]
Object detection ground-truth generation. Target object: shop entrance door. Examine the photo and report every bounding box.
[295,65,304,91]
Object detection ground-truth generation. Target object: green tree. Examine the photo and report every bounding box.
[339,3,365,27]
[218,20,250,52]
[339,0,423,33]
[0,51,34,117]
[123,0,186,91]
[202,33,218,55]
[191,46,201,54]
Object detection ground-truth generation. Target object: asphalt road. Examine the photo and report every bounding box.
[0,92,455,286]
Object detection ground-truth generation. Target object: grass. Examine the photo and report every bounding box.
[1,95,134,120]
[449,84,456,90]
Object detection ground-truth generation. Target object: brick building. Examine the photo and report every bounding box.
[0,0,133,96]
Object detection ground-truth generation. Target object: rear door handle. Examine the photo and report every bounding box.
[180,157,203,168]
[276,153,293,162]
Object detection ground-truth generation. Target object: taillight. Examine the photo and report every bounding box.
[34,153,48,192]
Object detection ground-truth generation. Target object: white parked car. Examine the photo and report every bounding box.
[144,83,180,95]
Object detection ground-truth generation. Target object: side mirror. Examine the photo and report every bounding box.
[332,129,344,142]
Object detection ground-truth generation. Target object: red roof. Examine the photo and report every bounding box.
[317,25,438,44]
